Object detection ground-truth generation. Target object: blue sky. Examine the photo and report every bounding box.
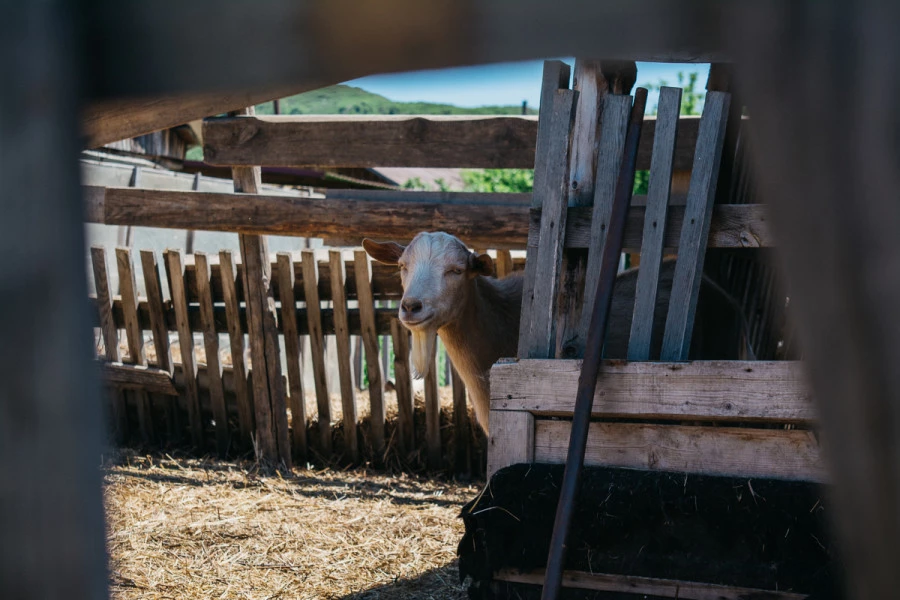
[345,59,709,111]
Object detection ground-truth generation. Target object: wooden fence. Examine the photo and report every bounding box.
[90,243,524,474]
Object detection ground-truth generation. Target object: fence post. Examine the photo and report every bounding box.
[232,107,291,468]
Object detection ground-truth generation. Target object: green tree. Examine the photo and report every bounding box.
[461,169,534,193]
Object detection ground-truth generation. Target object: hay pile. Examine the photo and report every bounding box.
[104,451,480,599]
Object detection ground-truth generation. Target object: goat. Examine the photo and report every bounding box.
[363,232,751,433]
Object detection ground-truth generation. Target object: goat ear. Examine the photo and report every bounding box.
[362,238,405,265]
[470,252,494,277]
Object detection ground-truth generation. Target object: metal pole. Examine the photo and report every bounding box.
[541,88,648,600]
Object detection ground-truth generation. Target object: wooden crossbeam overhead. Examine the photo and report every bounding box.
[83,186,771,251]
[202,114,714,170]
[84,1,727,102]
[82,85,326,148]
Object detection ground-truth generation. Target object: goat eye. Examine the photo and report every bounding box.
[447,268,464,276]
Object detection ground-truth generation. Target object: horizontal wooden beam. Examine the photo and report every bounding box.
[534,420,826,482]
[82,85,325,148]
[202,114,713,170]
[100,362,177,395]
[85,2,728,101]
[84,186,771,251]
[494,568,806,600]
[491,360,813,423]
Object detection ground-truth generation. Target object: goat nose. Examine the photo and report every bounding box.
[402,298,423,314]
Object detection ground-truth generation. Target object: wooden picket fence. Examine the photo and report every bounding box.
[90,244,523,474]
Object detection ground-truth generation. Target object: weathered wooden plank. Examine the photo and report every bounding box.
[567,60,607,208]
[83,85,318,148]
[233,113,291,467]
[201,113,711,171]
[518,61,570,359]
[301,250,331,455]
[554,61,612,361]
[494,568,806,600]
[490,360,815,423]
[204,114,538,169]
[90,247,120,362]
[219,250,254,442]
[487,410,535,477]
[90,246,129,442]
[354,250,386,456]
[629,86,682,360]
[390,319,414,455]
[661,91,731,360]
[85,185,771,251]
[575,94,633,355]
[115,248,145,364]
[329,250,357,461]
[195,252,229,457]
[116,247,154,443]
[140,248,176,438]
[84,2,728,105]
[424,341,441,470]
[534,419,826,482]
[165,249,203,447]
[494,250,513,279]
[140,250,172,373]
[101,362,178,395]
[451,364,470,475]
[519,89,578,359]
[276,253,308,460]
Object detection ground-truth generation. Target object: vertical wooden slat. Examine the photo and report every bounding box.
[487,411,535,477]
[166,249,203,447]
[140,250,172,374]
[354,250,386,456]
[116,247,154,444]
[661,91,732,360]
[555,61,610,359]
[195,252,230,457]
[276,252,308,461]
[519,89,579,359]
[91,246,128,441]
[451,363,470,475]
[301,249,332,455]
[518,60,571,358]
[233,105,290,468]
[390,319,414,454]
[495,250,513,279]
[628,86,683,360]
[577,94,633,348]
[115,248,144,364]
[424,340,441,469]
[219,250,254,443]
[329,250,358,461]
[141,249,176,439]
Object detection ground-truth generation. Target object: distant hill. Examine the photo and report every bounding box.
[254,84,537,116]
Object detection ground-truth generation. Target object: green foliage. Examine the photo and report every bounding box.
[633,170,650,195]
[255,85,538,116]
[461,169,534,193]
[647,71,705,116]
[402,177,428,190]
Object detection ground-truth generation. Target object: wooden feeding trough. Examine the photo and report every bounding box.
[460,60,839,599]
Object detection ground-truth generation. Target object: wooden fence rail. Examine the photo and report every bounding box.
[200,114,723,171]
[90,244,507,473]
[84,185,770,251]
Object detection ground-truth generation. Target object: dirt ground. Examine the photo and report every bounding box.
[103,451,482,599]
